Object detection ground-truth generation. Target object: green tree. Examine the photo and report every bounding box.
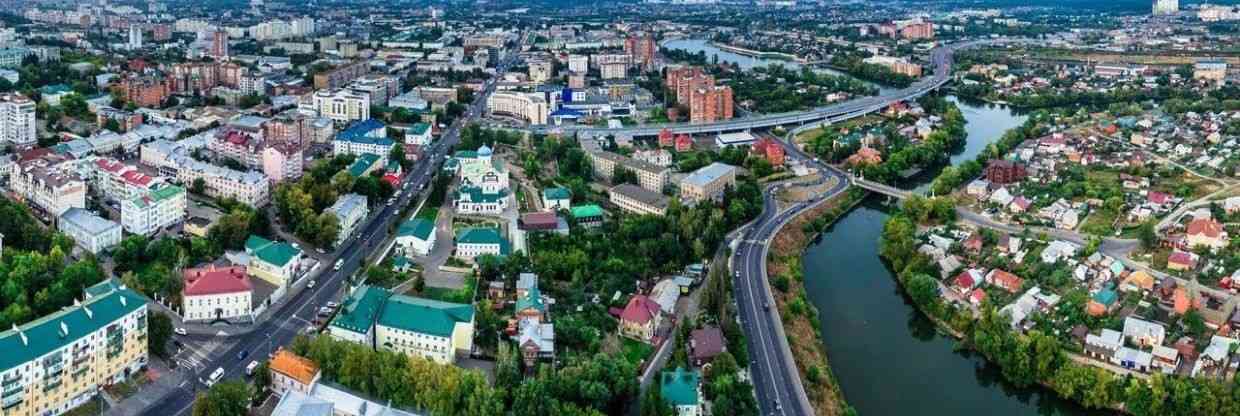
[148,312,174,358]
[192,381,251,416]
[640,386,674,416]
[191,178,207,195]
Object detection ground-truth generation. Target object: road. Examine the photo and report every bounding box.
[134,51,519,416]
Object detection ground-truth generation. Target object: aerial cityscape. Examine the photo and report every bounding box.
[0,0,1236,415]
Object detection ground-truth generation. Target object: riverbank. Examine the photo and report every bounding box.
[764,187,866,416]
[709,41,804,63]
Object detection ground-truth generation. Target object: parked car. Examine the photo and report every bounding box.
[174,327,188,336]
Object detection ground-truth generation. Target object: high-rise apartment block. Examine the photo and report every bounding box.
[0,93,36,147]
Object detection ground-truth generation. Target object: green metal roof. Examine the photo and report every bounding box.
[543,187,571,201]
[1093,289,1118,306]
[453,150,478,159]
[330,285,391,334]
[245,235,302,267]
[515,285,545,314]
[660,367,700,407]
[454,185,506,204]
[570,204,604,219]
[397,218,434,240]
[132,185,185,209]
[377,295,473,338]
[411,123,430,135]
[0,279,148,372]
[455,228,510,256]
[347,153,382,177]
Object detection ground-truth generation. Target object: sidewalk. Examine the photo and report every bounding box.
[105,358,191,416]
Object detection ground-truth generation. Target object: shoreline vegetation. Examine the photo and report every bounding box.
[765,187,867,416]
[874,107,1240,415]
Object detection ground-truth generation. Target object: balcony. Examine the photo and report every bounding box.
[1,382,21,397]
[1,394,21,409]
[41,378,61,392]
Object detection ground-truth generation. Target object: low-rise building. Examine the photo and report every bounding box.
[181,265,252,322]
[12,156,87,217]
[269,349,320,397]
[58,207,122,254]
[609,184,669,216]
[326,194,369,247]
[487,92,548,125]
[454,227,510,261]
[679,162,736,205]
[395,218,436,257]
[619,294,662,344]
[453,185,508,215]
[333,119,393,162]
[244,235,303,287]
[588,150,669,192]
[375,295,475,364]
[312,88,370,125]
[542,187,571,211]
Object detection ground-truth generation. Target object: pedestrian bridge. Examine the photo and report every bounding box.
[852,177,913,200]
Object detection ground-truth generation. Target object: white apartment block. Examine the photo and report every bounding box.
[588,151,669,193]
[12,158,88,217]
[0,93,36,147]
[326,194,369,246]
[486,92,548,125]
[175,158,270,207]
[121,185,187,236]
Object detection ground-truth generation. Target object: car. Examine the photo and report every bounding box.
[237,350,248,360]
[245,360,260,376]
[307,280,316,289]
[205,367,224,387]
[174,327,188,336]
[763,301,769,310]
[326,301,339,309]
[333,259,343,271]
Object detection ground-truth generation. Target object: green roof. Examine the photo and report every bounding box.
[453,150,478,159]
[570,204,604,219]
[347,153,382,177]
[455,227,510,255]
[0,279,148,372]
[245,235,302,267]
[1093,289,1118,306]
[454,185,506,204]
[411,123,430,135]
[392,256,412,270]
[660,367,700,407]
[330,285,391,334]
[40,84,72,94]
[515,285,545,314]
[398,218,435,240]
[543,187,571,201]
[132,185,185,209]
[377,295,474,338]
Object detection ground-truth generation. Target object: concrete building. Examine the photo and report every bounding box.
[0,280,149,416]
[312,89,370,125]
[542,187,571,211]
[1194,59,1228,82]
[588,151,669,192]
[600,62,627,79]
[327,285,475,364]
[12,157,87,217]
[181,265,252,322]
[326,194,369,247]
[863,56,923,77]
[609,183,670,216]
[120,185,187,236]
[487,92,548,125]
[453,185,507,215]
[262,143,304,183]
[333,119,393,160]
[0,93,36,147]
[680,162,737,205]
[312,61,367,90]
[528,60,553,84]
[567,55,589,73]
[1153,0,1178,15]
[405,123,432,146]
[58,208,122,254]
[269,349,320,397]
[175,158,270,207]
[688,85,734,123]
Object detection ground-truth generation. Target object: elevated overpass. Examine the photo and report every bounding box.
[530,39,1017,138]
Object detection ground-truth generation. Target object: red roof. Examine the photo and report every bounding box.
[987,269,1023,293]
[954,272,976,290]
[1148,191,1171,205]
[1187,218,1224,239]
[121,170,153,186]
[620,295,660,325]
[183,265,251,296]
[222,130,251,145]
[520,211,560,230]
[94,158,126,173]
[970,288,987,304]
[1168,251,1197,267]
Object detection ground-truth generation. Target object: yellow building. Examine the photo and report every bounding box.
[0,280,149,416]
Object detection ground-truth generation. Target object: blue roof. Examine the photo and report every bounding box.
[336,119,394,146]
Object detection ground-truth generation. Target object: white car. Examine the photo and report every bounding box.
[174,327,188,336]
[307,280,316,289]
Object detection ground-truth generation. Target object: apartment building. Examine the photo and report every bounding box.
[181,265,252,322]
[312,61,368,90]
[333,119,394,161]
[588,150,669,192]
[12,156,87,217]
[175,158,270,207]
[262,143,303,183]
[689,85,734,123]
[348,74,400,106]
[486,92,548,125]
[0,280,149,416]
[863,56,923,77]
[312,89,370,125]
[96,108,144,132]
[116,75,171,108]
[87,157,165,203]
[120,185,187,236]
[528,60,553,84]
[0,93,36,147]
[58,208,122,254]
[679,162,737,205]
[609,183,670,216]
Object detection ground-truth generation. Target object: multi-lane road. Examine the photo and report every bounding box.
[137,52,517,416]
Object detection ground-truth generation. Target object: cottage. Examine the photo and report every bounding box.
[1121,270,1155,292]
[1152,345,1180,374]
[1168,251,1198,271]
[660,367,702,416]
[1087,289,1118,317]
[953,269,983,295]
[985,269,1024,293]
[1123,317,1166,347]
[619,295,663,344]
[1085,329,1122,360]
[689,327,726,366]
[1186,218,1228,250]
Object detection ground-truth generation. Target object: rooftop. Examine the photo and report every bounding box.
[377,295,474,338]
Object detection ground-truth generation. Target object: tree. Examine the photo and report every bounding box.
[640,386,674,416]
[148,312,174,358]
[192,381,251,416]
[191,178,207,195]
[104,118,122,132]
[1139,220,1158,250]
[389,144,407,169]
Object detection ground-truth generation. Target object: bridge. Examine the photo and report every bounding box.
[529,39,1021,138]
[852,177,913,199]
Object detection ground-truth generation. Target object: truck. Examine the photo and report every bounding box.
[245,360,260,376]
[205,367,224,387]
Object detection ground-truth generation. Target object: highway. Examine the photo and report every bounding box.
[137,51,519,416]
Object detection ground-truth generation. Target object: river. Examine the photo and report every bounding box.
[800,98,1108,415]
[660,38,897,96]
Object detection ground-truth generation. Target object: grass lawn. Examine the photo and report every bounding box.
[620,338,654,368]
[1079,209,1120,236]
[415,205,439,221]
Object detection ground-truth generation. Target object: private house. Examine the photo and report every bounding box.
[1122,317,1166,347]
[1085,329,1122,360]
[516,318,555,368]
[1152,345,1180,374]
[269,349,321,396]
[985,269,1024,293]
[1186,218,1228,250]
[1121,270,1155,292]
[244,235,304,287]
[1168,251,1198,271]
[181,265,252,322]
[689,327,725,366]
[1087,289,1118,317]
[395,218,436,256]
[619,294,662,344]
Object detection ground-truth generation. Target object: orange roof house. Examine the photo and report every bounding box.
[846,147,882,167]
[269,349,321,395]
[1122,270,1155,292]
